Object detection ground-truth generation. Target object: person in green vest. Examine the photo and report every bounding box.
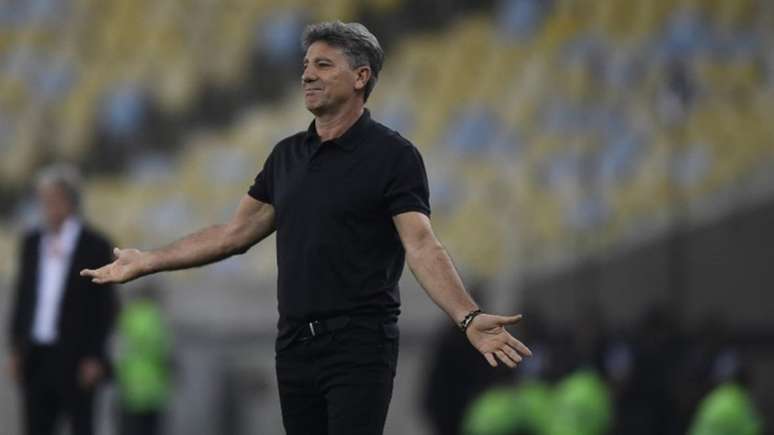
[462,380,552,435]
[546,369,612,435]
[688,383,762,435]
[116,286,172,435]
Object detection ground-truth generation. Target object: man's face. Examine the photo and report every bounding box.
[302,41,368,115]
[37,183,74,231]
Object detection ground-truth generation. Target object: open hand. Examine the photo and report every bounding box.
[80,247,147,284]
[466,313,532,368]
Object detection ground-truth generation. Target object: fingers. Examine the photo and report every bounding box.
[484,352,497,368]
[113,247,121,258]
[507,336,533,357]
[503,346,523,364]
[495,350,518,368]
[92,271,113,284]
[80,267,111,284]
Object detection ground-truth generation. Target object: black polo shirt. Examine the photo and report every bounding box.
[248,109,431,348]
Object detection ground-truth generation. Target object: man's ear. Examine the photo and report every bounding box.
[354,66,372,92]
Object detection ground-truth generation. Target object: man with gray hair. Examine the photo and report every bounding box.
[8,164,119,435]
[82,22,531,434]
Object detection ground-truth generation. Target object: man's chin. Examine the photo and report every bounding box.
[305,102,328,116]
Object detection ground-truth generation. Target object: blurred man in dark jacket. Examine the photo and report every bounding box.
[7,164,119,435]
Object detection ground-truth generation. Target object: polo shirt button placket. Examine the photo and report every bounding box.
[308,156,321,172]
[308,142,330,172]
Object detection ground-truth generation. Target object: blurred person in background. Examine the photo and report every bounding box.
[115,285,172,435]
[673,315,736,433]
[546,369,612,435]
[688,383,762,435]
[584,305,683,435]
[461,379,552,435]
[80,21,532,435]
[686,319,761,435]
[6,164,119,435]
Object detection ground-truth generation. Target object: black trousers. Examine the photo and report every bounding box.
[276,319,399,435]
[21,345,96,435]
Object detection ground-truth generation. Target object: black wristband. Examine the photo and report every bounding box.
[459,309,483,333]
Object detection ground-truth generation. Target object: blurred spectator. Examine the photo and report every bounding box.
[116,285,173,435]
[546,369,612,435]
[620,306,683,435]
[6,163,119,435]
[601,332,637,435]
[673,315,730,433]
[565,304,608,374]
[688,383,763,435]
[462,379,551,435]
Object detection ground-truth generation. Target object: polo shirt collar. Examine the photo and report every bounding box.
[305,108,372,152]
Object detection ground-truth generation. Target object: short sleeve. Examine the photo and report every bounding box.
[248,148,276,204]
[384,145,431,217]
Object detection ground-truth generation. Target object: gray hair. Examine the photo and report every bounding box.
[302,21,384,102]
[36,163,83,210]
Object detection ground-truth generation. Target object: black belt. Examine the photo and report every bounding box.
[295,315,351,342]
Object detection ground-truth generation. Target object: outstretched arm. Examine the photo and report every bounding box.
[81,195,275,284]
[393,211,531,368]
